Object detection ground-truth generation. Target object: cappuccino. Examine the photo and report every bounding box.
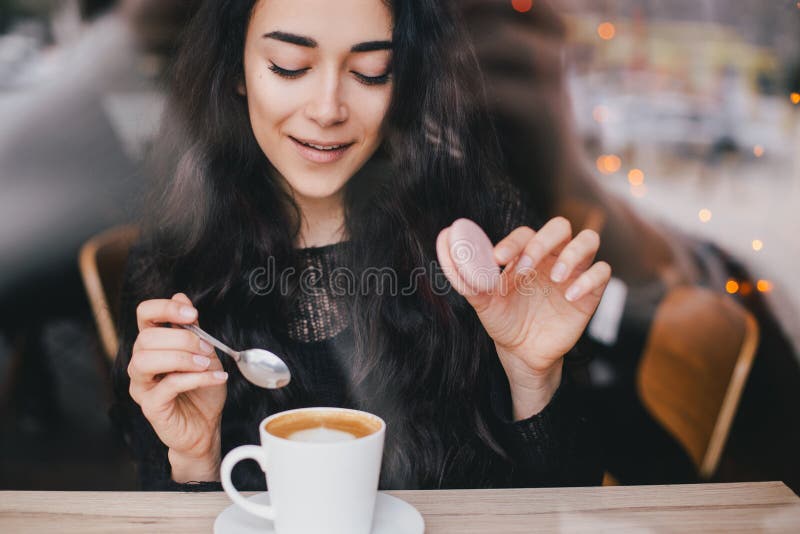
[265,408,381,443]
[222,407,387,534]
[288,427,356,442]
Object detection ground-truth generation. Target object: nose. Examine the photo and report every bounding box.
[304,69,349,127]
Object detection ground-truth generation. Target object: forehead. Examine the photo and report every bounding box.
[249,0,393,48]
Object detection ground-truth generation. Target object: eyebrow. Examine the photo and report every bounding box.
[262,31,392,52]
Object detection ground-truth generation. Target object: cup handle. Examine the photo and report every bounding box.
[220,445,275,520]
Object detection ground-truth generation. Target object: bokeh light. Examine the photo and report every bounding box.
[753,145,764,157]
[597,22,616,40]
[596,154,622,174]
[752,239,763,251]
[511,0,533,13]
[628,168,645,185]
[725,279,739,294]
[791,92,800,105]
[757,280,774,293]
[605,154,621,173]
[698,208,712,223]
[739,281,753,296]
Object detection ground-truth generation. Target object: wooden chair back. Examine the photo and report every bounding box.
[637,285,759,479]
[79,225,140,362]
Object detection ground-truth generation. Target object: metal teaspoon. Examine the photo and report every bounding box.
[177,323,291,389]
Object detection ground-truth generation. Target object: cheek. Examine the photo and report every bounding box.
[243,79,296,173]
[355,88,392,136]
[244,72,297,136]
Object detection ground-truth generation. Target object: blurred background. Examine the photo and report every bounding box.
[0,0,798,492]
[563,0,799,352]
[554,0,800,490]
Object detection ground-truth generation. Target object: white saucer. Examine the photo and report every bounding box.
[214,492,424,534]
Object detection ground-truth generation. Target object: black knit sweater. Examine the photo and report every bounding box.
[110,193,601,491]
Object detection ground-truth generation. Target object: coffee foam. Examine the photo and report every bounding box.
[265,409,381,442]
[287,427,357,442]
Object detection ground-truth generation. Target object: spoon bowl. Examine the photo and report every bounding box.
[238,348,291,389]
[177,323,291,389]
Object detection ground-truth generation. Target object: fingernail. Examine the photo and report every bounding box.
[565,284,582,302]
[199,340,213,354]
[495,246,512,263]
[213,371,228,380]
[516,255,534,273]
[551,262,568,283]
[180,306,197,319]
[192,355,211,368]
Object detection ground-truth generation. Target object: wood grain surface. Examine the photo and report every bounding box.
[1,481,798,533]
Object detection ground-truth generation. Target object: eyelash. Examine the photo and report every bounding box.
[267,63,391,86]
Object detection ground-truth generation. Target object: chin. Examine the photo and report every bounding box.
[285,173,349,201]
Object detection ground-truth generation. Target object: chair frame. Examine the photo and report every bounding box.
[78,225,139,362]
[699,309,759,478]
[636,286,759,480]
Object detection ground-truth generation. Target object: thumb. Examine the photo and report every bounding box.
[171,293,200,327]
[172,292,193,306]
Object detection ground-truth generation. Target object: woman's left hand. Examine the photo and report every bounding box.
[436,217,611,419]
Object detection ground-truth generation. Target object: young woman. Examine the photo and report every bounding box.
[111,0,611,491]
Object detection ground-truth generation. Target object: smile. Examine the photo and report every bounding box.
[289,136,354,163]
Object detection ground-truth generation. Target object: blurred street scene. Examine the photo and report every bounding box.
[562,0,800,356]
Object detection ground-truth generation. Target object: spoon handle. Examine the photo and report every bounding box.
[178,323,240,362]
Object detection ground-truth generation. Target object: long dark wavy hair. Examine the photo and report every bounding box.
[112,0,537,490]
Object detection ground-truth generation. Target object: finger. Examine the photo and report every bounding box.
[549,229,600,284]
[129,380,146,405]
[144,370,228,413]
[493,226,536,265]
[128,349,221,383]
[514,217,572,276]
[136,298,198,332]
[134,327,215,355]
[435,226,480,298]
[564,261,612,303]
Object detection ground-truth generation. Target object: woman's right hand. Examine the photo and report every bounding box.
[128,292,229,482]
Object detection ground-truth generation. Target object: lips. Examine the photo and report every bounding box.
[289,136,354,164]
[290,136,354,151]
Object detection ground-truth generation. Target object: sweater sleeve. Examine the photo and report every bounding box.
[489,372,602,487]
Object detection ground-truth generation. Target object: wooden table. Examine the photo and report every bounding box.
[2,482,798,532]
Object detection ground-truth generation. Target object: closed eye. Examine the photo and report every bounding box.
[353,71,392,86]
[268,63,308,79]
[268,63,391,86]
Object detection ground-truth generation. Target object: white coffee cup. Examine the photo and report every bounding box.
[221,407,386,534]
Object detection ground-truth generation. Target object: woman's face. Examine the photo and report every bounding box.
[241,0,393,202]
